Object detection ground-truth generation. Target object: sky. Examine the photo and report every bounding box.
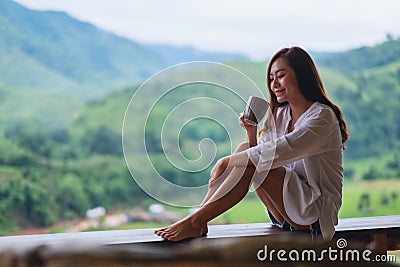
[14,0,400,60]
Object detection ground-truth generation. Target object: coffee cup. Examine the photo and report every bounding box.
[243,96,269,126]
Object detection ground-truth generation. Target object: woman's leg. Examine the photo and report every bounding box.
[254,167,309,230]
[155,142,250,239]
[154,164,255,241]
[200,142,249,206]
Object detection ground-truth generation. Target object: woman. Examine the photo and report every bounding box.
[154,47,349,241]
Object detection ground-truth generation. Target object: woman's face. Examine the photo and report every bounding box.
[269,58,302,104]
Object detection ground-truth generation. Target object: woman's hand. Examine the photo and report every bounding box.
[238,112,257,132]
[239,112,258,147]
[209,156,229,186]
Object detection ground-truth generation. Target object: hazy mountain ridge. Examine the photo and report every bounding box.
[0,0,247,100]
[0,0,248,130]
[313,38,400,72]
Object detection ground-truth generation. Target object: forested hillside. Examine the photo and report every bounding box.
[0,0,246,132]
[314,40,400,160]
[0,0,245,100]
[314,38,400,72]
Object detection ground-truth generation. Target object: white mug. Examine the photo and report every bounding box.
[243,96,269,126]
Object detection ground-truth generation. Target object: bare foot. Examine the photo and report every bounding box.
[154,218,206,241]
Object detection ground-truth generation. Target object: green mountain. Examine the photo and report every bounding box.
[313,38,400,72]
[0,0,246,131]
[71,39,400,162]
[312,39,400,158]
[0,84,82,132]
[0,0,246,100]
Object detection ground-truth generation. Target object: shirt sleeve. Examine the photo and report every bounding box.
[247,107,337,172]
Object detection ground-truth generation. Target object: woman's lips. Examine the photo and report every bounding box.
[274,88,285,95]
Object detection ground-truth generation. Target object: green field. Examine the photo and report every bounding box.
[340,179,400,218]
[86,179,399,232]
[215,179,400,224]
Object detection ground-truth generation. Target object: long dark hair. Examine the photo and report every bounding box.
[265,47,349,145]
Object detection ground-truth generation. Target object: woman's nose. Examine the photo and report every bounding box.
[272,78,279,88]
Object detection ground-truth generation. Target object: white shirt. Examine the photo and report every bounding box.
[247,101,343,240]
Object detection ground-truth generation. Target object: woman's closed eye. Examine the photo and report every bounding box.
[270,73,285,81]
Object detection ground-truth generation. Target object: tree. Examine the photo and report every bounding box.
[5,124,54,158]
[84,127,122,155]
[22,175,57,226]
[0,172,25,233]
[56,174,90,219]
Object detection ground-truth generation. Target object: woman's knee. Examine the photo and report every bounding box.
[210,165,254,188]
[234,142,250,153]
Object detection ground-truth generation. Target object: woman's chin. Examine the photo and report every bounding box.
[276,98,287,104]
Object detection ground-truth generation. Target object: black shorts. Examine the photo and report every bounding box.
[267,210,321,234]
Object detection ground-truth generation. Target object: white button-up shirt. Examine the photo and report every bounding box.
[247,101,343,240]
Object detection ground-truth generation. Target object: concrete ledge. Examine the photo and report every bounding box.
[0,216,399,267]
[0,215,399,250]
[0,234,396,267]
[0,222,282,249]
